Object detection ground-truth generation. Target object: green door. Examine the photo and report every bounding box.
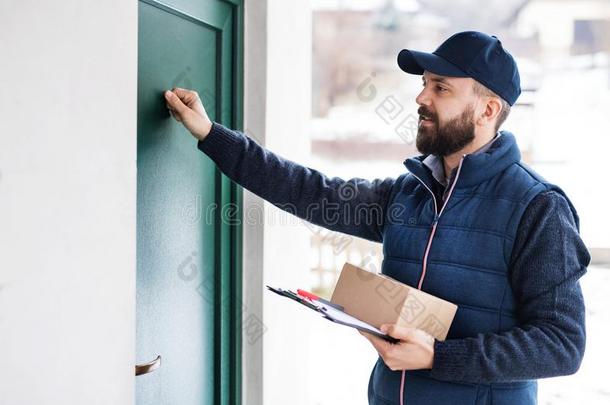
[136,0,243,404]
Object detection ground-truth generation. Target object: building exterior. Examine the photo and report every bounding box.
[0,1,313,404]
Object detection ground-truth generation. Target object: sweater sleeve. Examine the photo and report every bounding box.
[429,190,590,384]
[196,121,397,242]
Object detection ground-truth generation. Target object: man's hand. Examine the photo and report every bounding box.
[164,88,212,141]
[359,324,435,371]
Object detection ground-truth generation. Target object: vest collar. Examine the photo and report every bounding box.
[403,131,521,189]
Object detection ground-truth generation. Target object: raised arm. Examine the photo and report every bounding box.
[164,88,397,242]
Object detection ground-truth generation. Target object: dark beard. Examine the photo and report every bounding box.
[416,105,476,157]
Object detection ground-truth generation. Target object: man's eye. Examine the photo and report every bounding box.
[436,85,447,92]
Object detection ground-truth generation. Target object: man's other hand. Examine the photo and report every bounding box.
[359,324,435,371]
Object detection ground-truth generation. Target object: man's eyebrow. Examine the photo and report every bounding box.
[422,76,452,86]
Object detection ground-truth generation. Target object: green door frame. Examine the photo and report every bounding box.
[212,2,244,404]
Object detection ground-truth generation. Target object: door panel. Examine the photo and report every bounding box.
[136,0,243,404]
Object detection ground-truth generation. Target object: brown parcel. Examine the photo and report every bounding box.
[330,263,458,341]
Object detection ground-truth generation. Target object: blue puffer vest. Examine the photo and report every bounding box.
[368,131,575,405]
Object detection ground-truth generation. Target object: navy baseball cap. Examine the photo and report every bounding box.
[397,31,521,106]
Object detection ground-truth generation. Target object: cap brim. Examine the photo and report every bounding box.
[397,49,469,77]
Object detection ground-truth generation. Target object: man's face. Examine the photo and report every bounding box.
[415,71,479,156]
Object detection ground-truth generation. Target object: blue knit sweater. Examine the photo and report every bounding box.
[197,121,589,387]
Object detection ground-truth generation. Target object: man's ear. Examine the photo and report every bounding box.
[479,97,502,127]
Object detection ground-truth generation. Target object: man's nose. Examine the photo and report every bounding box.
[415,88,431,107]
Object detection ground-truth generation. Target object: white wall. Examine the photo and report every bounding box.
[0,1,137,404]
[263,1,313,405]
[241,1,314,404]
[242,1,267,404]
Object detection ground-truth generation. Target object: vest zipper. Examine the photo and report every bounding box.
[398,155,466,405]
[410,155,466,288]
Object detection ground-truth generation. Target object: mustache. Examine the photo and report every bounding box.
[417,106,437,121]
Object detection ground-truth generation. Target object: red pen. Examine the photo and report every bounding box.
[297,289,344,311]
[296,289,318,300]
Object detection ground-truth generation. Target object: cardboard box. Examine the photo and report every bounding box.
[330,263,457,341]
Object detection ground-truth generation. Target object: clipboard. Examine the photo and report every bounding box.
[266,285,399,343]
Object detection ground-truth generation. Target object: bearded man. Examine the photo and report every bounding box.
[164,31,589,405]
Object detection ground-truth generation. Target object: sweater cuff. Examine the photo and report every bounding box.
[429,338,470,381]
[196,121,243,159]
